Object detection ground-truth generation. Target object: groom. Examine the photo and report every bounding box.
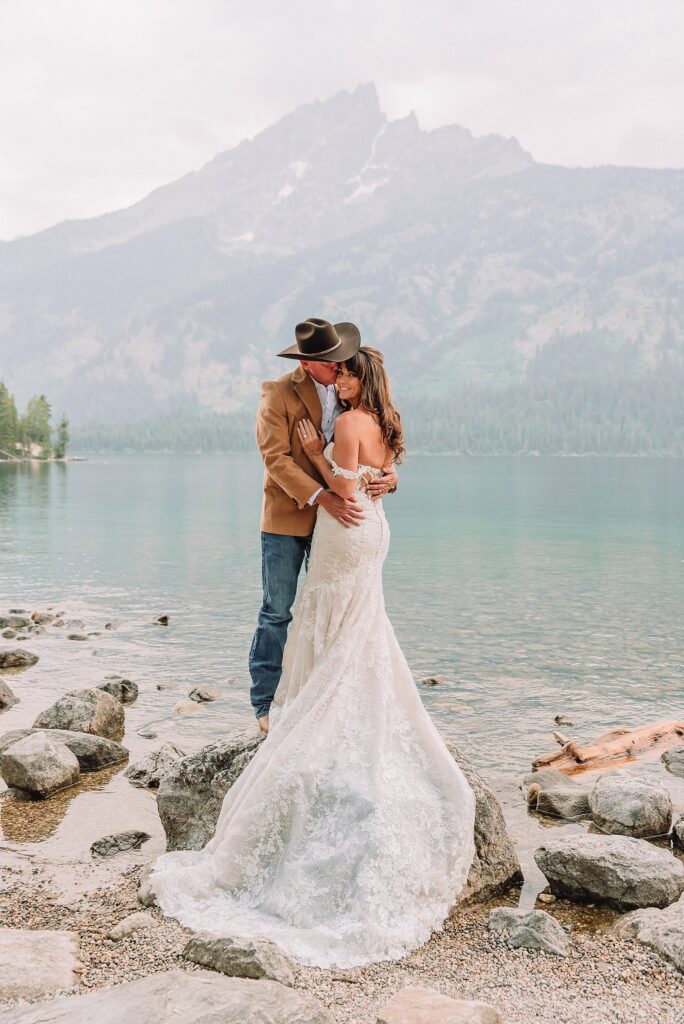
[249,317,398,733]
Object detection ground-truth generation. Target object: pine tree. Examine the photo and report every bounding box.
[53,414,70,459]
[0,382,17,454]
[23,394,52,456]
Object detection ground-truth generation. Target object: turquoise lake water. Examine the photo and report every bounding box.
[1,454,682,897]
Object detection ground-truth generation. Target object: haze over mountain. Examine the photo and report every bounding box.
[0,83,682,451]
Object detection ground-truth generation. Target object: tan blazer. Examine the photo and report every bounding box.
[256,364,326,536]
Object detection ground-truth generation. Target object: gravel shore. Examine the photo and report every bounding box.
[0,863,682,1024]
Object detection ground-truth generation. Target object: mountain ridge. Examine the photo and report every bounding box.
[0,83,682,447]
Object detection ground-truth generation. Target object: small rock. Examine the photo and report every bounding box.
[67,633,88,641]
[0,648,39,669]
[376,986,503,1023]
[53,618,65,627]
[0,732,80,798]
[98,675,139,704]
[31,611,55,624]
[2,629,17,639]
[418,674,449,686]
[107,911,158,941]
[506,909,569,956]
[66,619,85,629]
[188,685,221,703]
[183,932,296,986]
[589,771,672,838]
[136,866,158,908]
[173,700,203,715]
[554,714,575,726]
[4,615,31,629]
[104,621,117,630]
[27,624,47,636]
[538,892,556,903]
[91,830,151,858]
[0,679,19,710]
[156,614,170,625]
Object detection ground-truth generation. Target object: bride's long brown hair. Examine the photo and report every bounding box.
[341,347,405,464]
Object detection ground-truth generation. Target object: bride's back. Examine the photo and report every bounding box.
[339,408,389,469]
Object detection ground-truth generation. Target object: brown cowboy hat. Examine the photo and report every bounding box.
[277,317,361,362]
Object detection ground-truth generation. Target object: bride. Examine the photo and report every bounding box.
[150,347,476,969]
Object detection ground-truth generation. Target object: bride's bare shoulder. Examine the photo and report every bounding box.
[337,408,376,432]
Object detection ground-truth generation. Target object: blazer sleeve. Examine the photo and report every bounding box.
[256,381,321,509]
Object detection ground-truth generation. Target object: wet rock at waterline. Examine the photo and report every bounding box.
[0,648,39,669]
[534,834,684,910]
[0,680,19,710]
[124,743,185,788]
[522,770,591,820]
[33,687,125,739]
[662,747,684,779]
[91,830,151,858]
[98,675,139,704]
[588,771,672,838]
[0,728,128,771]
[418,674,449,686]
[0,732,80,798]
[67,633,88,641]
[446,741,523,906]
[0,615,31,630]
[188,685,221,703]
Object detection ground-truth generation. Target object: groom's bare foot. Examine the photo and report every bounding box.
[258,715,269,735]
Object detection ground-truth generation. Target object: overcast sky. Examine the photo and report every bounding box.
[1,0,682,240]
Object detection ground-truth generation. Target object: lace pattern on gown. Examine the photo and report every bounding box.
[149,441,476,969]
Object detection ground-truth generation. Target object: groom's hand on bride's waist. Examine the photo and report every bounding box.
[367,466,398,500]
[315,490,365,528]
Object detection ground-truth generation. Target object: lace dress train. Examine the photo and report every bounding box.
[150,444,476,968]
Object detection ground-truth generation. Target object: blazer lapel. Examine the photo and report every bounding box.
[292,365,323,430]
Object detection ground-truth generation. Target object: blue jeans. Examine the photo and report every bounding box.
[249,531,312,719]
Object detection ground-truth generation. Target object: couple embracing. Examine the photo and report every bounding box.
[150,318,476,969]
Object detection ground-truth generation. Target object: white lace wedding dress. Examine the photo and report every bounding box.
[150,443,476,968]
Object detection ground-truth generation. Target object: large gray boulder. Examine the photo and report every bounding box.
[0,969,334,1024]
[588,771,672,838]
[124,742,185,788]
[534,833,684,910]
[662,747,684,778]
[0,929,81,1001]
[0,648,38,669]
[33,687,124,740]
[446,742,523,905]
[156,731,265,851]
[376,986,502,1024]
[0,680,18,710]
[613,892,684,972]
[0,728,127,771]
[156,731,522,908]
[0,732,80,798]
[184,932,296,986]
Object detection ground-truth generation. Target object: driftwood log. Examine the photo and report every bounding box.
[533,720,684,775]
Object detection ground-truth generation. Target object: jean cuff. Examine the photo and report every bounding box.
[255,704,271,720]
